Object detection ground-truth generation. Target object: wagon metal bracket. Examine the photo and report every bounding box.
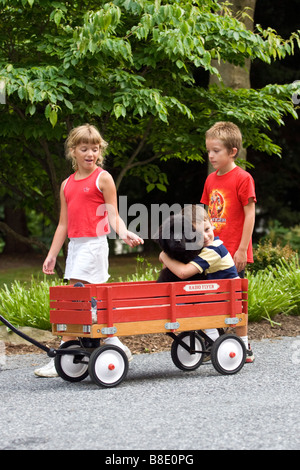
[165,322,180,330]
[101,326,117,335]
[225,318,240,325]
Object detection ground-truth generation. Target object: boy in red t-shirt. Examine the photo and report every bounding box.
[201,121,256,363]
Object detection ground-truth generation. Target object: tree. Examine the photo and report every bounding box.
[0,0,299,255]
[208,0,256,169]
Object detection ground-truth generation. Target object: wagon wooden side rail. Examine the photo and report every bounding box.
[50,278,248,339]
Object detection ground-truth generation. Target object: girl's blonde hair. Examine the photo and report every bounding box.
[65,124,108,170]
[205,121,242,158]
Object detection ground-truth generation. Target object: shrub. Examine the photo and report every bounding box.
[247,269,296,323]
[270,257,300,315]
[263,220,300,252]
[0,277,64,330]
[247,239,297,274]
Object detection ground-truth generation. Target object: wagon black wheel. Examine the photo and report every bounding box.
[88,345,129,388]
[171,331,205,371]
[54,340,89,382]
[211,334,246,375]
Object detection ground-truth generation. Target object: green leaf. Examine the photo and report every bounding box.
[49,109,57,127]
[156,183,167,192]
[53,10,63,26]
[146,184,155,192]
[27,104,36,115]
[64,99,73,110]
[114,104,126,119]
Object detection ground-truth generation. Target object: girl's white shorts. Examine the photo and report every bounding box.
[64,236,109,284]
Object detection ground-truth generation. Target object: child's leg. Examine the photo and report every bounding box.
[236,270,254,361]
[204,328,219,341]
[104,337,133,362]
[235,324,248,349]
[236,319,255,362]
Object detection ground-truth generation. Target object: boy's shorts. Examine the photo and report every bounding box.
[64,236,109,284]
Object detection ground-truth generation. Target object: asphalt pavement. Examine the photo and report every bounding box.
[0,335,299,451]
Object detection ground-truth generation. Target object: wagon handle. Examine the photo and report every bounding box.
[0,313,56,357]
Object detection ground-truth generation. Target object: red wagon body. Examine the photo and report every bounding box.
[0,279,249,387]
[47,278,249,387]
[50,278,248,338]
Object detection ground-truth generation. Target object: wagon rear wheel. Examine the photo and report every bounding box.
[54,340,90,382]
[171,331,205,371]
[211,335,246,375]
[88,345,129,388]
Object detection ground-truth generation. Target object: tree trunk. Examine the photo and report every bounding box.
[208,0,257,172]
[2,202,32,254]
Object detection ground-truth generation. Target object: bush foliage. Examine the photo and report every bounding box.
[247,238,298,274]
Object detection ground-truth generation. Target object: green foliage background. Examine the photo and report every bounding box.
[0,0,299,238]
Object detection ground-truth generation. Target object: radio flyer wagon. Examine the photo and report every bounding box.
[0,278,248,388]
[50,278,248,387]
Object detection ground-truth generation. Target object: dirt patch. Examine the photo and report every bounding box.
[247,313,300,340]
[4,313,300,356]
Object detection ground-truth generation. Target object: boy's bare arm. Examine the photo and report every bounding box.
[234,198,255,272]
[100,172,143,247]
[159,251,199,279]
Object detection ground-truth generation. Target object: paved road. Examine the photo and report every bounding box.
[0,336,299,451]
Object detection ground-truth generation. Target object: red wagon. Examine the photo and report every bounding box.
[49,278,248,387]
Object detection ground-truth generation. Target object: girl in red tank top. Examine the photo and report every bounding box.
[35,125,143,377]
[43,124,143,279]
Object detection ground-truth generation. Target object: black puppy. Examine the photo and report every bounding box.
[156,211,205,283]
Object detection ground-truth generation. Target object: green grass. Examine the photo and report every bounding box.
[0,253,162,289]
[0,266,54,289]
[108,253,162,282]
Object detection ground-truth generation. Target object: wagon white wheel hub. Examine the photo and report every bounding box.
[215,338,243,371]
[60,350,89,378]
[92,348,127,385]
[171,331,204,371]
[54,340,90,382]
[177,337,202,368]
